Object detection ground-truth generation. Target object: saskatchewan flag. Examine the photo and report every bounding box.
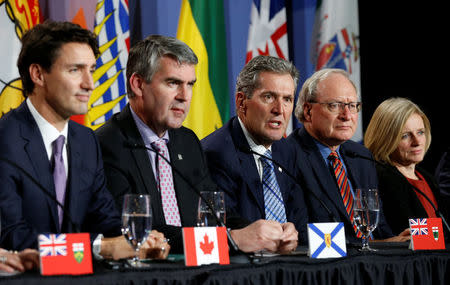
[177,0,229,139]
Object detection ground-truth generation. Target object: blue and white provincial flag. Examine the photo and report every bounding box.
[307,222,347,258]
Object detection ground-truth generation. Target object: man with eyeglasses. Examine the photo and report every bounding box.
[287,68,410,243]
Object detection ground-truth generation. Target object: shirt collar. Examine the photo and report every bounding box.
[130,105,169,146]
[27,98,68,149]
[313,138,341,163]
[238,117,271,155]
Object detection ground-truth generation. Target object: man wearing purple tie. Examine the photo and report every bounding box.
[0,21,168,260]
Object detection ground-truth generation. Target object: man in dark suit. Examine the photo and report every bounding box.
[96,36,291,254]
[0,21,168,259]
[202,56,305,253]
[287,68,410,243]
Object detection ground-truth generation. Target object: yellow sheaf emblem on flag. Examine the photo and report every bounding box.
[324,233,332,248]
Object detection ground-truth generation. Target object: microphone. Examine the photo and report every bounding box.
[239,146,338,223]
[0,157,80,233]
[343,150,450,234]
[124,142,242,253]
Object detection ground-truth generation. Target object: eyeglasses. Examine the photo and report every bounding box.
[309,102,362,114]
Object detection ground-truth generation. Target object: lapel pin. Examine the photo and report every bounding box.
[178,154,183,160]
[278,167,282,172]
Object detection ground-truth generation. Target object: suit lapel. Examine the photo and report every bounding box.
[18,104,60,231]
[271,142,290,203]
[117,105,163,221]
[166,129,198,225]
[299,128,351,222]
[230,118,265,214]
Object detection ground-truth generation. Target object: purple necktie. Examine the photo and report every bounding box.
[52,135,67,229]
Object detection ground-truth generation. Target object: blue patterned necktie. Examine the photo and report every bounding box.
[51,135,66,229]
[260,150,287,223]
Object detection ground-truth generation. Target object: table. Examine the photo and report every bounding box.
[1,244,449,285]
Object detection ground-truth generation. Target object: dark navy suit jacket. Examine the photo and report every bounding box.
[201,117,309,243]
[287,127,393,243]
[0,102,121,250]
[96,105,218,253]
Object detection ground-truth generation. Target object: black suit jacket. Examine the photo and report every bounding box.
[287,127,393,243]
[0,102,121,250]
[95,105,217,253]
[377,163,447,235]
[201,117,309,243]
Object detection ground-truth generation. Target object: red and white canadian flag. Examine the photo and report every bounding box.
[182,227,229,266]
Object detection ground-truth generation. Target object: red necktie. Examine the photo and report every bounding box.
[328,151,362,238]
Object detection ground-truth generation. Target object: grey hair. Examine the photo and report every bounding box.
[126,35,198,98]
[294,68,358,122]
[235,55,299,104]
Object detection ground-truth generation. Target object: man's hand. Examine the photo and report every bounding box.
[278,222,298,254]
[100,230,170,260]
[139,230,170,259]
[0,248,39,273]
[230,219,298,253]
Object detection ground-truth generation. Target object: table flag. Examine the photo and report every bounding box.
[38,233,92,275]
[182,227,229,266]
[409,218,445,250]
[307,222,347,258]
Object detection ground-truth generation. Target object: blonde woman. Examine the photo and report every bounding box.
[364,97,446,235]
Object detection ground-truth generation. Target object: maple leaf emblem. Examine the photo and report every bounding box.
[199,233,214,254]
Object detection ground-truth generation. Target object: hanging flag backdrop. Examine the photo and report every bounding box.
[0,0,41,118]
[310,0,362,141]
[79,0,129,129]
[246,0,293,135]
[177,0,230,140]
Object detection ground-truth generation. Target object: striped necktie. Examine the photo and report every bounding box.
[328,151,362,238]
[260,150,287,223]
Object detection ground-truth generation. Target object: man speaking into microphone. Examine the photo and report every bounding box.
[0,21,168,260]
[287,68,410,243]
[201,55,307,253]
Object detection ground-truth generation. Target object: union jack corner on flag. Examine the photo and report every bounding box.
[38,233,93,275]
[408,218,445,250]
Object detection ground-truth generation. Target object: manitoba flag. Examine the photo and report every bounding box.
[38,233,93,275]
[409,218,445,250]
[182,227,229,266]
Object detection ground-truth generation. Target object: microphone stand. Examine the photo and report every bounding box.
[240,146,338,223]
[0,157,80,233]
[125,142,244,255]
[344,150,450,235]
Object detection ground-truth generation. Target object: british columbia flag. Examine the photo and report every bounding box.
[410,219,429,236]
[39,234,67,256]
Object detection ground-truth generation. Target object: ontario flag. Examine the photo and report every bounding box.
[409,218,445,250]
[182,227,229,266]
[38,233,93,276]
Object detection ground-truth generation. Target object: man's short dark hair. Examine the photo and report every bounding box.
[126,35,198,98]
[17,20,99,95]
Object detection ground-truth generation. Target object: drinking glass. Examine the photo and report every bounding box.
[122,194,152,267]
[353,189,380,251]
[197,191,225,227]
